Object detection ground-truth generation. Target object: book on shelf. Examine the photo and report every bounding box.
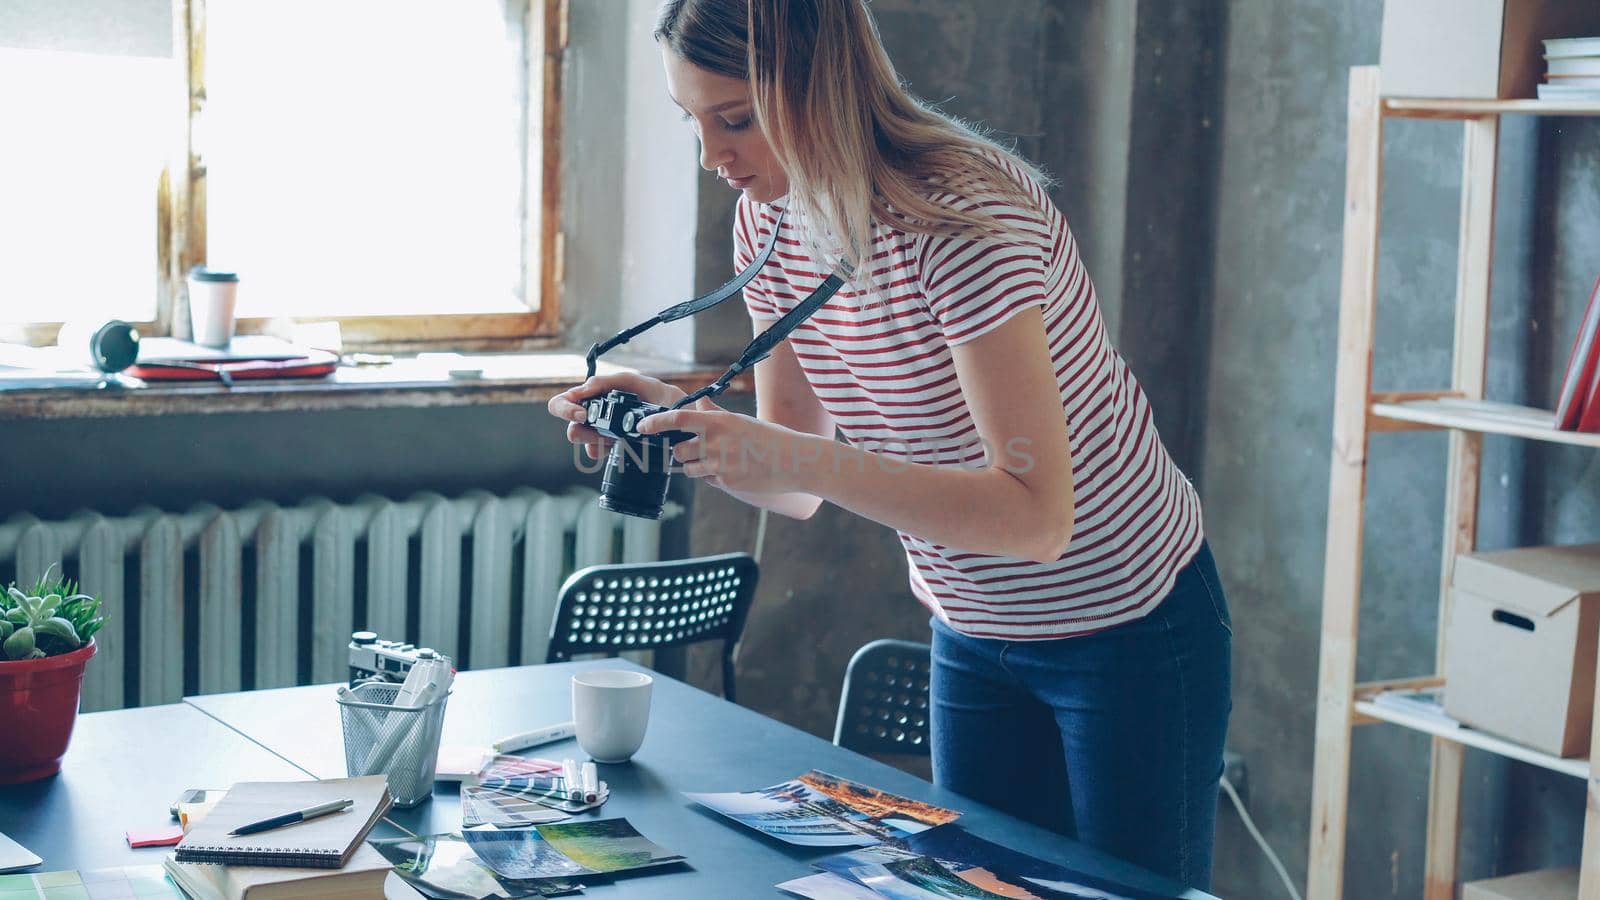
[1541,37,1600,100]
[1553,275,1600,431]
[1578,362,1600,434]
[1543,75,1600,89]
[1368,686,1457,729]
[1544,37,1600,60]
[1547,57,1600,78]
[1537,83,1600,101]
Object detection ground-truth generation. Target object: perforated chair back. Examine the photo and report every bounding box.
[833,639,932,756]
[546,552,759,702]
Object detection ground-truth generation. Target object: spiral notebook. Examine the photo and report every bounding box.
[173,776,392,869]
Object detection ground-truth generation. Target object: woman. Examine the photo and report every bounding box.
[548,0,1231,888]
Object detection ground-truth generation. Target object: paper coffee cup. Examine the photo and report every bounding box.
[188,266,240,348]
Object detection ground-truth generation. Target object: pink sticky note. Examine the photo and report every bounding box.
[126,824,184,848]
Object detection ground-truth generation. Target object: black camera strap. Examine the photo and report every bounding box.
[671,264,851,409]
[585,209,788,379]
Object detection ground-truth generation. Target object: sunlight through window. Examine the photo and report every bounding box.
[204,0,530,319]
[0,49,174,324]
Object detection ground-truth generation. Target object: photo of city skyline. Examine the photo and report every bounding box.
[686,770,962,848]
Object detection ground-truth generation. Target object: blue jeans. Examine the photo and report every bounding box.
[929,542,1232,890]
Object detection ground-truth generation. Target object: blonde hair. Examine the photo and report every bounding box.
[654,0,1053,275]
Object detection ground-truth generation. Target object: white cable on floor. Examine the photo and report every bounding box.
[1220,775,1302,900]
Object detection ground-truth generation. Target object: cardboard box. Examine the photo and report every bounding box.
[1462,866,1578,900]
[1380,0,1600,99]
[1443,543,1600,758]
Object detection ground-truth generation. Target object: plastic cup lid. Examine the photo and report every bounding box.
[188,265,239,283]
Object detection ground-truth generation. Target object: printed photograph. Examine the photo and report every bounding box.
[808,825,1168,899]
[370,834,528,900]
[777,871,889,900]
[462,828,595,881]
[854,856,1014,899]
[813,844,920,880]
[895,825,1167,900]
[686,770,961,847]
[532,818,686,875]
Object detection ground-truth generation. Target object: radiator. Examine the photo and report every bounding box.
[0,488,678,712]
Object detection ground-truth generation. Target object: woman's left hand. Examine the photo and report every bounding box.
[636,397,819,494]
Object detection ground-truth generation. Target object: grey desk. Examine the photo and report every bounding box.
[182,660,1212,899]
[0,704,305,870]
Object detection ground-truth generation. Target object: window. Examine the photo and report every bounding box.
[0,0,564,347]
[0,29,176,337]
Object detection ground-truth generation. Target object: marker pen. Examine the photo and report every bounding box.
[581,762,599,804]
[492,721,576,754]
[562,758,583,802]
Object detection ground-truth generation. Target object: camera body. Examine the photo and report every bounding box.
[347,631,447,686]
[582,390,694,444]
[583,390,695,520]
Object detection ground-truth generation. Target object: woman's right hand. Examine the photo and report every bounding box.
[547,372,688,460]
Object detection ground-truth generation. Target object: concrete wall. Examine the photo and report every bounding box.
[1203,1,1595,896]
[616,0,703,360]
[563,0,703,358]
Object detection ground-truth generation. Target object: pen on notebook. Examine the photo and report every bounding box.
[227,799,354,836]
[562,758,583,802]
[492,721,576,754]
[581,761,599,804]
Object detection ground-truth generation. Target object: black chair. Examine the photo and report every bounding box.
[545,552,759,702]
[833,639,932,755]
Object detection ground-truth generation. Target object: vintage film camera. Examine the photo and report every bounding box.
[577,208,850,520]
[347,631,448,686]
[583,390,696,521]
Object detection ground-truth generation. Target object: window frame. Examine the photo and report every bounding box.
[6,0,566,350]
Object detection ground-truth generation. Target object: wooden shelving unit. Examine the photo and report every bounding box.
[1307,69,1600,900]
[1384,97,1600,119]
[1353,693,1589,781]
[1371,396,1600,450]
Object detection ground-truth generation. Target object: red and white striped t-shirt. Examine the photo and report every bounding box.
[734,158,1203,640]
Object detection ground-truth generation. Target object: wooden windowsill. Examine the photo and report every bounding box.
[0,348,750,421]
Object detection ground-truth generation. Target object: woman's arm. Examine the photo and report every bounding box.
[794,307,1074,561]
[711,330,833,520]
[642,307,1076,562]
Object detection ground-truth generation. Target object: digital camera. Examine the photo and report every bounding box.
[347,631,447,686]
[582,390,696,520]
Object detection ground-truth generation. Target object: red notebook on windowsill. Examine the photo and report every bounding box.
[129,336,338,383]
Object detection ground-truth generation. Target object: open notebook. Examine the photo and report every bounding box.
[173,777,392,869]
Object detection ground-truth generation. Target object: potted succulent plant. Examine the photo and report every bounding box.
[0,569,104,783]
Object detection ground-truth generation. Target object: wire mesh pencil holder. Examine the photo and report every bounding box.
[336,682,450,807]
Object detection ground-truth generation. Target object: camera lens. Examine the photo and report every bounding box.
[598,436,675,519]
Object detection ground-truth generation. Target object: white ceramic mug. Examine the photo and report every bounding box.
[571,669,652,763]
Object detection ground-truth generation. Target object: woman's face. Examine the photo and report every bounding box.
[662,50,789,203]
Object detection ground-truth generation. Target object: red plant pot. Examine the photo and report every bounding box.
[0,641,96,784]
